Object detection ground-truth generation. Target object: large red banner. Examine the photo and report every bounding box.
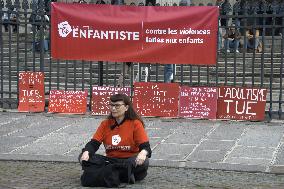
[51,3,218,65]
[18,72,45,112]
[217,86,267,121]
[179,86,217,119]
[133,82,179,117]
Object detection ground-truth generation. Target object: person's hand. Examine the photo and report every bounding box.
[135,150,148,166]
[81,151,90,161]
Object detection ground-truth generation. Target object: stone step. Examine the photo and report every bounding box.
[1,56,283,68]
[2,52,283,64]
[2,73,282,91]
[1,78,282,94]
[2,62,283,80]
[2,66,283,82]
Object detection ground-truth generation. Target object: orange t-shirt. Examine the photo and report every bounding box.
[93,119,149,158]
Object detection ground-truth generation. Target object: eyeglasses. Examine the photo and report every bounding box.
[108,103,125,109]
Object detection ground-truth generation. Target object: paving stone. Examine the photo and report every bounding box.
[270,165,284,174]
[0,114,25,126]
[187,150,227,162]
[165,126,212,144]
[185,161,266,173]
[152,143,195,161]
[208,124,246,140]
[0,116,49,136]
[149,137,163,148]
[227,145,275,159]
[59,118,102,134]
[224,157,271,166]
[0,136,36,153]
[146,120,183,129]
[197,139,236,151]
[178,120,220,127]
[12,133,90,155]
[146,127,173,138]
[238,127,284,148]
[274,145,284,165]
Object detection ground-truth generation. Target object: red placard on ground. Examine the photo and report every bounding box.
[217,86,267,121]
[48,90,87,114]
[133,82,179,117]
[179,86,217,119]
[18,72,45,112]
[91,86,131,115]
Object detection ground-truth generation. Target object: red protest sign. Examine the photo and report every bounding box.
[179,86,217,119]
[217,86,267,121]
[18,72,45,112]
[51,3,218,65]
[133,82,179,117]
[48,90,87,114]
[91,86,131,115]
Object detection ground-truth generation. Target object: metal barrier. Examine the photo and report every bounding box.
[0,0,283,120]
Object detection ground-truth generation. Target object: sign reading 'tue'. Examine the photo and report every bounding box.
[217,86,267,121]
[18,72,45,112]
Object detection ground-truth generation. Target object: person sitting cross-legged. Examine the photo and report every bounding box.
[79,94,151,187]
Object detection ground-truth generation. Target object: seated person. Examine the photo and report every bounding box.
[223,24,241,53]
[246,28,261,52]
[2,6,18,33]
[80,94,151,187]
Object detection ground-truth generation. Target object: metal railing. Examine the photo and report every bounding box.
[0,0,283,120]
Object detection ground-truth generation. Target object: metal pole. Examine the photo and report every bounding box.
[98,62,103,86]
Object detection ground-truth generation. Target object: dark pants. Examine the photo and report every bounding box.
[3,19,18,32]
[98,154,149,182]
[80,154,149,187]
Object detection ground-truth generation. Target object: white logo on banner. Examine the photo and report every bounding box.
[58,21,72,38]
[112,135,121,146]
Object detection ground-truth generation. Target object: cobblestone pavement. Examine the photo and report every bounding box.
[0,160,284,189]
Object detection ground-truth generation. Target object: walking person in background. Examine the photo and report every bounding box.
[164,64,174,83]
[215,0,225,51]
[117,62,132,87]
[79,94,151,187]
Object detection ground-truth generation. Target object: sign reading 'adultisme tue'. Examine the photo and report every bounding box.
[217,86,267,121]
[51,3,218,65]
